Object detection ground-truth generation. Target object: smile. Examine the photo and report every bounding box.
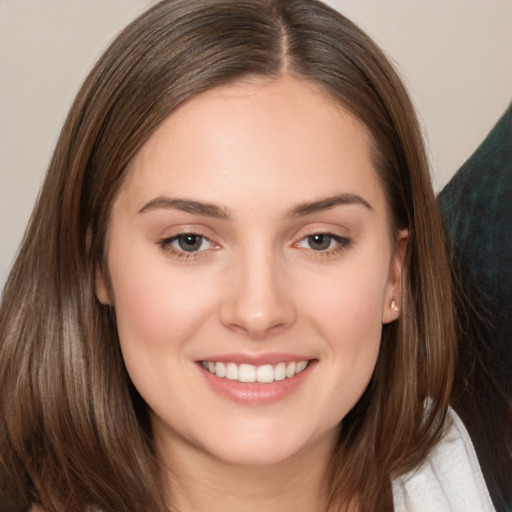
[201,360,310,383]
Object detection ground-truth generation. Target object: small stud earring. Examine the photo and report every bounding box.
[391,300,399,312]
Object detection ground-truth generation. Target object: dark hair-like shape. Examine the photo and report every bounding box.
[0,1,456,511]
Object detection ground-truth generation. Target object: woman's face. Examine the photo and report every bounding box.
[97,75,406,468]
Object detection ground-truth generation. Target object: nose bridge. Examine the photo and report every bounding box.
[220,242,296,338]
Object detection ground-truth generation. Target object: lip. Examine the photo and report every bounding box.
[197,356,317,405]
[198,352,311,366]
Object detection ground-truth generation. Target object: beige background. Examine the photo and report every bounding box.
[1,0,511,288]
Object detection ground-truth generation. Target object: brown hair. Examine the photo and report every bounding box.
[0,1,456,511]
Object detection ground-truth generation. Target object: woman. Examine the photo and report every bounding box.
[0,1,494,511]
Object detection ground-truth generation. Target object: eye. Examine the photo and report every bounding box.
[296,233,351,252]
[174,234,208,252]
[159,233,216,255]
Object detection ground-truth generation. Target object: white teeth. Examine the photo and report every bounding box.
[238,364,256,383]
[286,362,296,378]
[256,364,274,383]
[296,360,308,373]
[215,362,226,377]
[274,362,287,381]
[226,362,239,380]
[202,359,310,383]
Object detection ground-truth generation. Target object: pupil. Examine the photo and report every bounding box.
[309,234,331,251]
[178,235,202,252]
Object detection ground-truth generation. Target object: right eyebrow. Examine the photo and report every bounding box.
[137,196,232,220]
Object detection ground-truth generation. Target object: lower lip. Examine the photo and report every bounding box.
[198,361,316,405]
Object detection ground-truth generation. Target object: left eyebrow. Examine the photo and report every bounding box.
[289,193,373,217]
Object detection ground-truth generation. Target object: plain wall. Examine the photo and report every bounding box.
[1,0,511,288]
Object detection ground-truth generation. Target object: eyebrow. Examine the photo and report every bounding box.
[138,196,231,219]
[289,193,373,217]
[137,193,372,220]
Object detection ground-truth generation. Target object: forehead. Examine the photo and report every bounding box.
[117,75,386,218]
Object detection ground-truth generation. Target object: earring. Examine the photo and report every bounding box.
[391,300,399,312]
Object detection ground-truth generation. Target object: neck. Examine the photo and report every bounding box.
[158,431,337,512]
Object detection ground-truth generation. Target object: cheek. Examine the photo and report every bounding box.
[287,266,387,433]
[304,265,387,337]
[298,260,389,382]
[108,246,217,354]
[107,251,221,418]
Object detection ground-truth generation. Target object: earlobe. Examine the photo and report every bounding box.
[382,229,408,324]
[95,266,111,305]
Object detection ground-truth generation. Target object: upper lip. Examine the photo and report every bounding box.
[197,353,314,366]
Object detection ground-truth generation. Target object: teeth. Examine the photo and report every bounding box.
[256,364,274,383]
[239,363,256,382]
[215,362,226,378]
[202,360,310,383]
[296,360,308,373]
[226,362,239,380]
[274,362,286,381]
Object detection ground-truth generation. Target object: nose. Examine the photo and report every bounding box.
[219,247,297,339]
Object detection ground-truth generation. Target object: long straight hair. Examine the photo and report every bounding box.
[0,1,456,511]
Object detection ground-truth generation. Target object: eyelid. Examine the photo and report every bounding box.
[295,233,351,248]
[293,226,352,256]
[157,230,220,261]
[155,224,352,261]
[292,224,350,242]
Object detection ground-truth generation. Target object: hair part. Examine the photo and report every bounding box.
[0,1,456,511]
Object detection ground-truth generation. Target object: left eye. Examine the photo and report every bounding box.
[162,234,213,253]
[296,233,349,251]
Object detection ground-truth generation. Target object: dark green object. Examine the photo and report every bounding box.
[438,103,512,512]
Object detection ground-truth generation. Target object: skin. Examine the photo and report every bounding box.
[96,75,407,511]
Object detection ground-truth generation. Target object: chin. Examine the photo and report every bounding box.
[207,441,305,467]
[195,419,336,468]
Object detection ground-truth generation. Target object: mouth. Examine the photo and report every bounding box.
[200,360,310,384]
[197,355,316,404]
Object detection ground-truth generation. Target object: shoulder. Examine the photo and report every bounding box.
[392,407,496,512]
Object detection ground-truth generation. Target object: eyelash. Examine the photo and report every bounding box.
[295,232,352,258]
[157,231,352,261]
[157,232,216,261]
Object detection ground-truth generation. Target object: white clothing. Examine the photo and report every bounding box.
[392,407,496,512]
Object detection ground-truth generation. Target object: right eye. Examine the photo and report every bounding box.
[158,233,217,258]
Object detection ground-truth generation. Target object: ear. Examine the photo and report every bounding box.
[382,229,408,324]
[89,225,111,306]
[95,265,111,305]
